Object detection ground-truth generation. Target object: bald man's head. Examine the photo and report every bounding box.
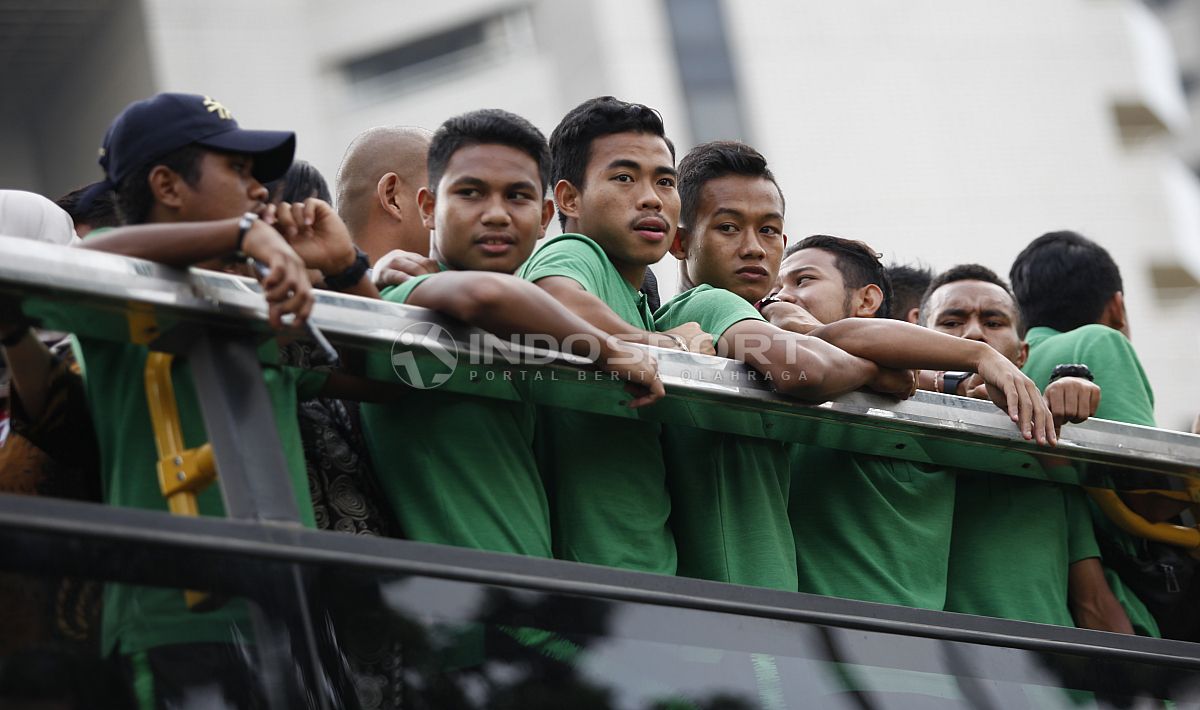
[336,126,433,259]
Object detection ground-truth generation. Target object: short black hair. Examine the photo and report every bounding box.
[884,263,933,322]
[1009,230,1123,333]
[918,263,1020,330]
[677,141,784,229]
[113,144,205,225]
[266,160,332,204]
[427,108,550,193]
[549,96,675,228]
[56,182,119,232]
[787,235,893,318]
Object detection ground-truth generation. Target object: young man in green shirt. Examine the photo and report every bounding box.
[764,236,1054,608]
[47,92,374,707]
[655,141,905,589]
[360,109,662,558]
[518,97,707,574]
[920,264,1131,632]
[1010,230,1183,637]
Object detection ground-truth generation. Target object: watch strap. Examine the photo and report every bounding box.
[323,246,370,291]
[942,371,973,395]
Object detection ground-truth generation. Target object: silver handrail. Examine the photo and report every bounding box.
[2,235,1198,486]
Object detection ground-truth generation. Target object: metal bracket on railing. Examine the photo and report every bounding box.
[1086,487,1200,553]
[144,351,221,609]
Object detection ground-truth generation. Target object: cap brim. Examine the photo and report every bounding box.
[196,129,296,183]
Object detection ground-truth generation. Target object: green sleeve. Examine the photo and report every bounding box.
[654,286,764,347]
[518,236,607,293]
[1077,326,1156,427]
[289,367,330,400]
[1064,485,1100,564]
[380,272,439,305]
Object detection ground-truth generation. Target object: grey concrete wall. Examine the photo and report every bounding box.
[30,0,157,200]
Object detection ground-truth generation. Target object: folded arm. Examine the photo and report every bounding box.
[719,320,885,402]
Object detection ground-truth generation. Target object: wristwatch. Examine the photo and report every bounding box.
[323,246,370,291]
[941,371,973,395]
[234,212,258,255]
[1049,363,1094,383]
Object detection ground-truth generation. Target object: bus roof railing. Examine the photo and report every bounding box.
[4,236,1200,706]
[3,235,1197,489]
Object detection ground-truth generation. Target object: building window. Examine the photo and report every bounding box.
[1181,70,1197,98]
[664,0,749,144]
[343,9,534,102]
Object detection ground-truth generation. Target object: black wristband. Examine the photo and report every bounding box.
[942,371,973,395]
[323,246,370,291]
[1,326,30,348]
[234,212,258,255]
[1049,363,1093,383]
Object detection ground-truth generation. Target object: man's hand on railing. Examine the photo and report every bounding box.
[239,218,314,328]
[372,249,439,289]
[867,366,918,399]
[265,199,352,276]
[760,296,823,335]
[659,321,717,356]
[1043,377,1101,432]
[266,199,378,300]
[596,337,665,409]
[975,350,1056,446]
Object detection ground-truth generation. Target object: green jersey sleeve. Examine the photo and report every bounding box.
[1064,484,1101,564]
[290,367,330,400]
[518,234,609,292]
[380,272,439,305]
[1077,325,1156,426]
[654,285,764,348]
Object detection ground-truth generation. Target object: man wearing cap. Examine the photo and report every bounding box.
[41,92,373,707]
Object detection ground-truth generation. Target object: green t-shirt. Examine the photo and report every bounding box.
[1023,324,1161,637]
[74,336,322,656]
[360,274,551,558]
[789,446,956,609]
[946,473,1099,626]
[518,233,674,574]
[654,285,795,590]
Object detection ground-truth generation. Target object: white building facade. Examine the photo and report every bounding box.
[4,0,1199,428]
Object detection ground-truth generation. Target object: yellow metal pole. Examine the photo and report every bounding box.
[144,352,220,609]
[1086,487,1200,551]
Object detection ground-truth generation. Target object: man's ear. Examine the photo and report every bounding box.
[416,187,436,230]
[539,197,555,236]
[376,173,404,220]
[147,165,185,211]
[1101,291,1130,337]
[1015,340,1030,369]
[553,180,581,223]
[851,283,884,317]
[668,226,690,261]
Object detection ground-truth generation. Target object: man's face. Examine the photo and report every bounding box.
[571,131,679,282]
[775,248,858,324]
[178,151,269,222]
[676,175,785,303]
[423,143,550,274]
[924,279,1025,365]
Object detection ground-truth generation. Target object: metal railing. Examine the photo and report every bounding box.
[2,235,1200,707]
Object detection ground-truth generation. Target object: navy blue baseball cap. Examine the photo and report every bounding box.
[91,93,296,195]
